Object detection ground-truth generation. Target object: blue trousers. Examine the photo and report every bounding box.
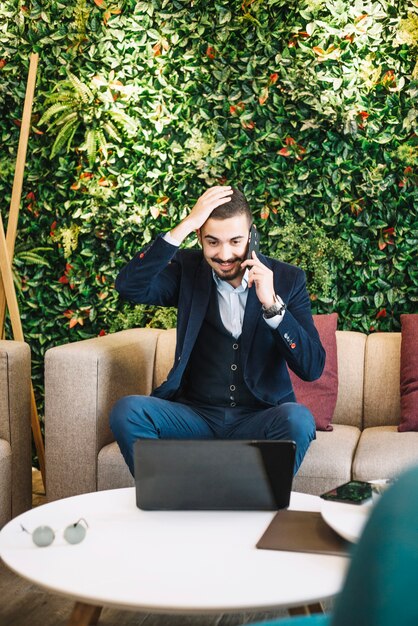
[110,396,316,476]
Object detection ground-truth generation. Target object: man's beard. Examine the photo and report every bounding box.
[212,256,245,282]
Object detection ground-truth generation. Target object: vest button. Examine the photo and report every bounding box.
[231,364,237,371]
[230,402,236,407]
[230,385,236,391]
[232,343,239,350]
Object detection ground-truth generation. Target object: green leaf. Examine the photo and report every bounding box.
[51,118,80,158]
[85,129,98,167]
[374,292,384,309]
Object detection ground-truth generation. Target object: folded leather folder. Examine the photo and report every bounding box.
[256,510,350,557]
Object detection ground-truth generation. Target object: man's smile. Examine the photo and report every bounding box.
[217,261,236,270]
[213,258,242,270]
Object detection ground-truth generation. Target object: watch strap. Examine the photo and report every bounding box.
[262,295,286,319]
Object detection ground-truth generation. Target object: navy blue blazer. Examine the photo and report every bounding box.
[115,235,325,406]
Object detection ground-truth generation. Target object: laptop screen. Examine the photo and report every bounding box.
[134,439,296,511]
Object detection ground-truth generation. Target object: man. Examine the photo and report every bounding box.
[110,186,325,475]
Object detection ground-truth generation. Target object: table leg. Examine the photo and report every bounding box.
[67,602,103,626]
[289,602,323,616]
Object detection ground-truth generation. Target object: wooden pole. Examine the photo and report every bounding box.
[0,214,45,483]
[0,52,39,334]
[0,52,45,485]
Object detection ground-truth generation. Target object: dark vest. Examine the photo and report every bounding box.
[179,285,265,408]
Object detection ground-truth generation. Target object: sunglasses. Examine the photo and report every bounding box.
[21,518,89,547]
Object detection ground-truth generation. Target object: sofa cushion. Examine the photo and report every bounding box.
[332,331,366,428]
[353,426,418,481]
[293,424,361,496]
[363,333,401,429]
[98,442,135,491]
[153,328,177,389]
[289,313,338,431]
[398,314,418,432]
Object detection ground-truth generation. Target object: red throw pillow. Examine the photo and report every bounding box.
[398,314,418,432]
[289,313,339,431]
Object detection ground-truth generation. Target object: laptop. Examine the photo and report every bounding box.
[134,439,296,511]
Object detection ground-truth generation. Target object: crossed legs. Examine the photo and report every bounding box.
[110,396,316,476]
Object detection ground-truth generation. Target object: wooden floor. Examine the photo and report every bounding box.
[0,471,331,626]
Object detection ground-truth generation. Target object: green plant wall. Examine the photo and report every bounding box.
[0,0,417,430]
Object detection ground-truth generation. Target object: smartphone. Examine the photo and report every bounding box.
[320,480,372,505]
[247,224,260,259]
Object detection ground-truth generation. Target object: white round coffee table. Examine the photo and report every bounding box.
[0,488,348,625]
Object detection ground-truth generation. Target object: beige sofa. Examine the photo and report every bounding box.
[44,328,418,502]
[0,340,32,527]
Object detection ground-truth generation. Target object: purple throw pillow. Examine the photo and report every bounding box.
[398,314,418,432]
[289,313,339,431]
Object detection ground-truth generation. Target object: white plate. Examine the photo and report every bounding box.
[320,498,373,543]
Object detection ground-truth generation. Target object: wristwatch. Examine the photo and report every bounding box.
[262,295,286,319]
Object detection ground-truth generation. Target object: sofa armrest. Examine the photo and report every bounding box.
[0,340,32,524]
[45,328,162,501]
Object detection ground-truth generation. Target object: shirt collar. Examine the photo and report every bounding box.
[212,268,249,293]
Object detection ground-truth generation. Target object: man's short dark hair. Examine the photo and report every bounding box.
[210,187,252,224]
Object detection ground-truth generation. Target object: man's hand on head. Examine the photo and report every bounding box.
[169,186,233,243]
[241,252,276,308]
[188,186,233,230]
